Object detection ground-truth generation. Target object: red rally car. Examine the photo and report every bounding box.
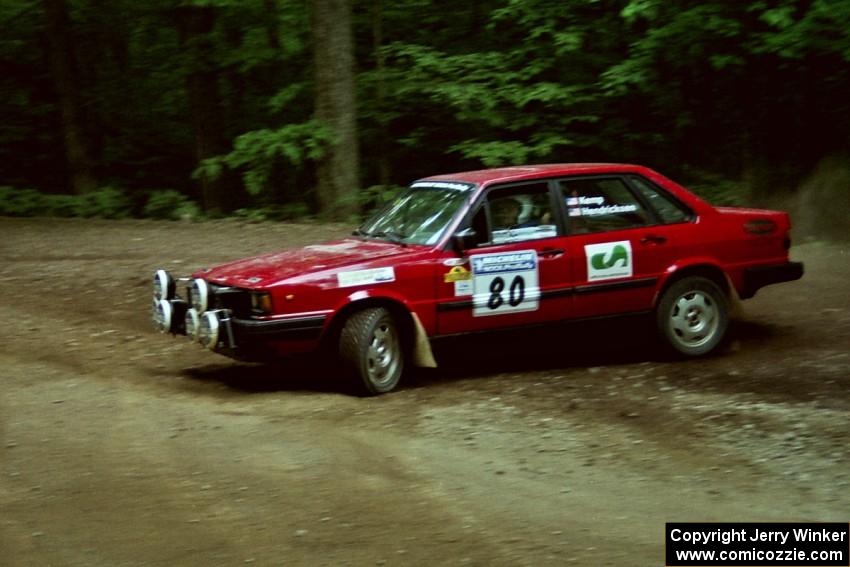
[151,164,803,394]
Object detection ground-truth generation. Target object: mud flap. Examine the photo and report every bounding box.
[411,313,437,368]
[725,274,744,319]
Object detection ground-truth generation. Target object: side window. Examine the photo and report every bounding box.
[628,175,693,224]
[473,183,558,246]
[559,177,651,234]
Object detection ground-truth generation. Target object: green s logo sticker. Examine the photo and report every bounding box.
[591,244,629,270]
[585,241,633,281]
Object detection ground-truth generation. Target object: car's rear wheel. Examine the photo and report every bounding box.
[339,307,404,395]
[656,276,729,356]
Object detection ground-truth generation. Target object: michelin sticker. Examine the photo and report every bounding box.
[470,250,539,316]
[585,241,632,281]
[337,267,395,288]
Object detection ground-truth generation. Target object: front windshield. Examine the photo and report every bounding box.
[357,184,471,246]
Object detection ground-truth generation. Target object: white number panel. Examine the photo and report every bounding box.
[470,250,540,317]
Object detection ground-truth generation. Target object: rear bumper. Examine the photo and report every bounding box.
[741,261,804,299]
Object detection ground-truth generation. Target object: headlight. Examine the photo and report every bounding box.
[184,308,200,342]
[198,311,220,349]
[251,292,273,315]
[153,269,175,301]
[152,299,173,333]
[189,278,209,313]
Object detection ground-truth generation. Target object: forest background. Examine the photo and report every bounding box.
[1,0,848,239]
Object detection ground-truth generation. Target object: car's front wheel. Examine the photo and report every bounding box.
[656,276,729,356]
[339,307,404,395]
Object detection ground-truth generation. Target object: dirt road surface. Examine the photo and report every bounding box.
[1,217,848,566]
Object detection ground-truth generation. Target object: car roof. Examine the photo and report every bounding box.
[418,163,648,186]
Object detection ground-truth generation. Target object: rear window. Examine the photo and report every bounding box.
[628,175,692,224]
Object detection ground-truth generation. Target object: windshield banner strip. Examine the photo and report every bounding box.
[410,181,475,191]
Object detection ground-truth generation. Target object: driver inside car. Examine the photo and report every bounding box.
[491,196,538,230]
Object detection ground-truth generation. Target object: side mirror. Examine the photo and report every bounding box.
[453,228,479,251]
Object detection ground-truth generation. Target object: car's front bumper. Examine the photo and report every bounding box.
[202,313,328,361]
[230,314,327,342]
[151,269,329,357]
[741,261,804,298]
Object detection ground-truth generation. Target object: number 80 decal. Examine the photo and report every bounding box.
[471,250,539,316]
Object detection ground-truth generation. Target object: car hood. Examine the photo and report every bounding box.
[196,238,415,288]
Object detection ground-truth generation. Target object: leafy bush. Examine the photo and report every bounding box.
[0,187,46,216]
[74,187,133,218]
[143,190,202,220]
[195,120,332,196]
[0,186,133,218]
[43,194,80,217]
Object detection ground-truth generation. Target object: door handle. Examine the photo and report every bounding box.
[640,235,667,245]
[538,247,565,258]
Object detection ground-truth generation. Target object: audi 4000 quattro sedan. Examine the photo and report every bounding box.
[151,164,803,394]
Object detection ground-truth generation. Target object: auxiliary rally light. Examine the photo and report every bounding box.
[190,278,210,313]
[151,269,232,350]
[197,310,222,350]
[152,298,173,333]
[184,308,200,341]
[153,269,175,301]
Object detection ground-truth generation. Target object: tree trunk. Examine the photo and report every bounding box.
[372,0,390,187]
[311,0,360,219]
[42,0,97,194]
[174,5,231,214]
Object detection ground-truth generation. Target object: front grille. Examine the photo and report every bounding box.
[209,284,253,318]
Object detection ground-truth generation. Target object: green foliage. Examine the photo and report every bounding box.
[73,187,133,219]
[383,39,600,163]
[3,0,850,218]
[0,186,202,220]
[0,187,46,216]
[0,186,132,218]
[449,140,533,167]
[195,120,332,196]
[268,83,307,113]
[42,195,82,218]
[750,0,850,59]
[143,190,202,220]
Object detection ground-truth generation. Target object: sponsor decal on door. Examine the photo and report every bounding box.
[585,241,632,281]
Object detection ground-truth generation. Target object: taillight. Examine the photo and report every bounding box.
[744,219,777,235]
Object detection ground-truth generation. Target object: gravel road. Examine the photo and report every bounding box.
[1,217,847,566]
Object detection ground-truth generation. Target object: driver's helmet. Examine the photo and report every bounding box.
[514,195,535,224]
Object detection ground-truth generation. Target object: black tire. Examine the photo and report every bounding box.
[339,307,404,395]
[655,276,729,356]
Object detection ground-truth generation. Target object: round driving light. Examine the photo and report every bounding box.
[152,299,173,333]
[197,311,220,350]
[153,269,175,300]
[190,278,209,313]
[184,308,200,342]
